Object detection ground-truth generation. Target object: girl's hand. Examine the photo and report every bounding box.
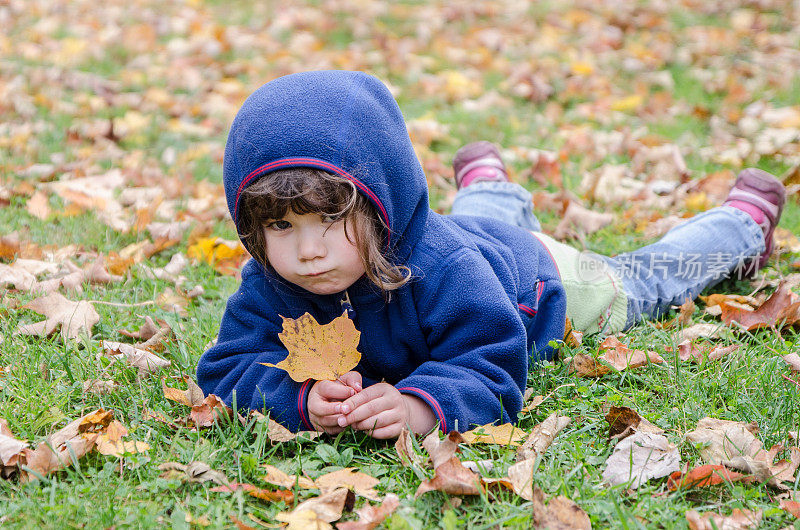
[337,383,437,439]
[307,371,362,434]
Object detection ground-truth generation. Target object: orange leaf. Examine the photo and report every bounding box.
[721,282,800,330]
[210,483,294,503]
[667,464,752,491]
[261,311,361,382]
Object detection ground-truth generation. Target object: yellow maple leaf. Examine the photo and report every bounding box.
[462,423,527,446]
[261,312,361,382]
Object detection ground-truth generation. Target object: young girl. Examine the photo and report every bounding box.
[197,70,786,439]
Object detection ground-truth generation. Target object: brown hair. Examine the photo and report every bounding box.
[238,167,412,295]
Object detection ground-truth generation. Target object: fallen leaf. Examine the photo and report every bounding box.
[277,487,354,524]
[190,394,232,428]
[605,406,663,440]
[677,341,739,363]
[553,201,613,240]
[520,394,545,413]
[667,464,752,491]
[784,353,800,372]
[685,417,765,465]
[118,316,165,341]
[262,312,361,382]
[315,468,380,500]
[780,499,800,518]
[422,430,466,469]
[276,509,332,530]
[602,431,680,488]
[414,456,484,498]
[103,340,171,375]
[26,191,50,220]
[569,337,664,377]
[517,413,571,461]
[250,411,320,442]
[15,292,100,341]
[261,464,315,490]
[531,487,591,529]
[685,508,761,530]
[162,376,205,407]
[336,493,400,530]
[721,282,800,330]
[395,427,423,467]
[210,482,294,503]
[678,323,722,342]
[158,461,229,485]
[462,423,527,446]
[507,458,536,501]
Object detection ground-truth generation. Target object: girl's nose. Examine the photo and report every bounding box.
[297,230,327,261]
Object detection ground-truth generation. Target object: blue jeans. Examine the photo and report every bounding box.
[451,181,765,329]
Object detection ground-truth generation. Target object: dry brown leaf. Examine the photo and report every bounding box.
[277,487,354,525]
[605,406,664,440]
[0,419,28,477]
[26,191,50,220]
[261,464,315,490]
[95,419,149,458]
[15,292,99,341]
[19,408,112,481]
[517,413,571,461]
[250,411,320,442]
[667,464,753,491]
[315,468,380,500]
[520,394,545,414]
[531,487,591,530]
[162,376,205,407]
[507,458,535,501]
[118,316,164,341]
[602,431,680,488]
[336,493,400,530]
[780,499,800,518]
[394,427,423,467]
[685,508,761,530]
[422,430,465,469]
[190,394,232,428]
[261,312,361,382]
[82,379,118,395]
[686,417,765,465]
[569,337,663,377]
[103,340,171,375]
[677,341,739,363]
[721,282,800,330]
[678,323,722,342]
[414,456,484,498]
[158,461,229,485]
[553,200,613,240]
[784,353,800,372]
[210,482,294,504]
[462,423,527,446]
[276,510,332,530]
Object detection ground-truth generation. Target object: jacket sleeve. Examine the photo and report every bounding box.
[394,249,528,433]
[196,273,315,432]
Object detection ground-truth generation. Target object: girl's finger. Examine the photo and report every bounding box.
[339,371,363,392]
[312,413,345,428]
[340,395,391,426]
[351,409,398,432]
[365,424,404,440]
[315,380,356,400]
[309,399,343,417]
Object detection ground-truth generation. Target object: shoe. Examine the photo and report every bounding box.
[453,141,509,189]
[722,168,786,269]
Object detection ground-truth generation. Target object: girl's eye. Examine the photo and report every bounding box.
[321,213,344,224]
[266,220,291,231]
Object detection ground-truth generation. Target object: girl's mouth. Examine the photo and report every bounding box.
[304,271,329,277]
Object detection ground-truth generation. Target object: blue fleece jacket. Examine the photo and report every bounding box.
[197,71,567,433]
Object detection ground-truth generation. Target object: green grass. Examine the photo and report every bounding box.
[2,0,800,528]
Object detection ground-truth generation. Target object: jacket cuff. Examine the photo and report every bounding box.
[397,386,448,433]
[297,379,315,431]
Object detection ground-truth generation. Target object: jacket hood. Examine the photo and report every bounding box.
[223,70,430,263]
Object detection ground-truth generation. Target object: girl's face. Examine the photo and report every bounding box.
[263,210,366,295]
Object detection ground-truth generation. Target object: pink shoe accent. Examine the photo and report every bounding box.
[721,168,786,270]
[726,200,765,226]
[453,141,509,189]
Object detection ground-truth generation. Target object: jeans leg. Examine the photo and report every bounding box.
[601,206,765,328]
[450,181,542,231]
